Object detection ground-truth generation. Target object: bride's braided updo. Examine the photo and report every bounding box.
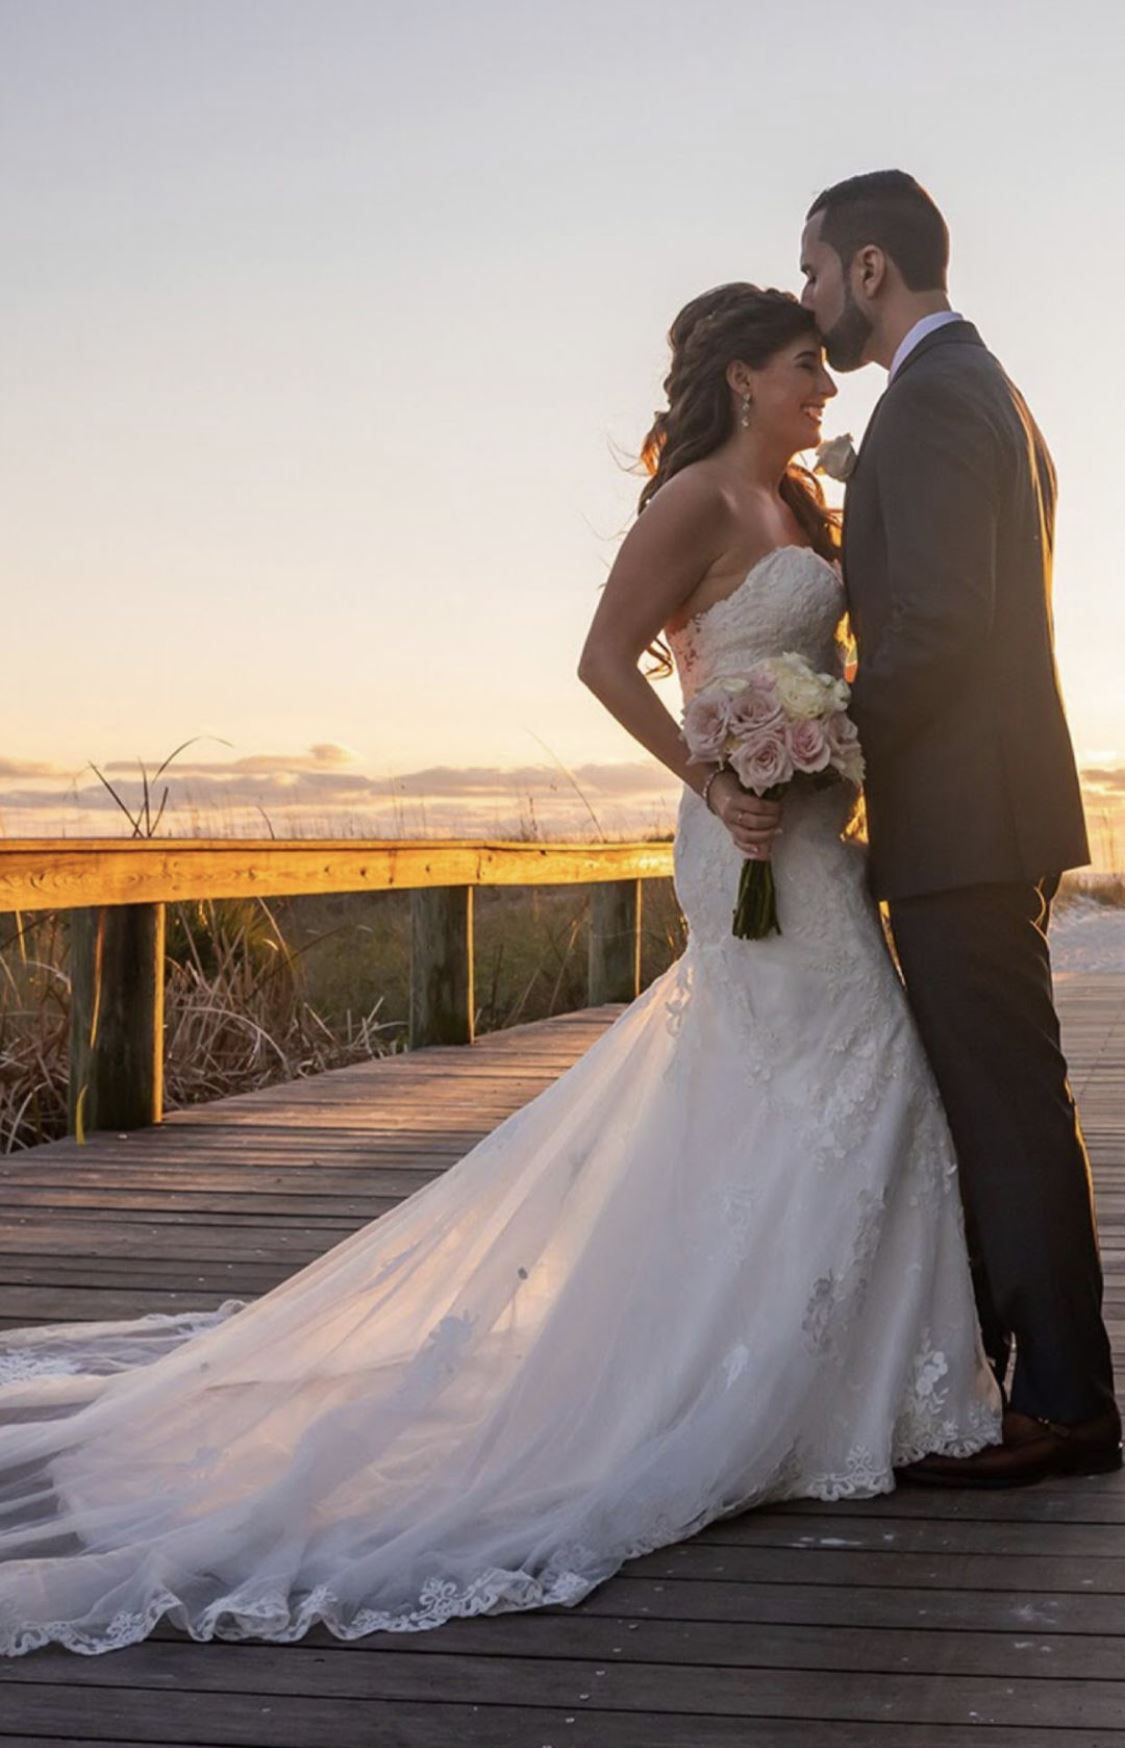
[638,283,840,674]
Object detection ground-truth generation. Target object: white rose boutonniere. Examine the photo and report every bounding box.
[815,433,858,483]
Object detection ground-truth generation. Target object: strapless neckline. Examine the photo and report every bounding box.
[675,544,840,634]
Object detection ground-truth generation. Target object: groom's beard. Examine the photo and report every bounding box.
[822,288,874,372]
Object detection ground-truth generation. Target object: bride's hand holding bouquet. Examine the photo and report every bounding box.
[683,653,865,940]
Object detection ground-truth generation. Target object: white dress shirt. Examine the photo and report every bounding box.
[889,310,963,381]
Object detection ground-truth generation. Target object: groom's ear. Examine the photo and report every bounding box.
[851,244,889,303]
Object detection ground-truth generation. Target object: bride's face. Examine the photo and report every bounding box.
[739,337,837,456]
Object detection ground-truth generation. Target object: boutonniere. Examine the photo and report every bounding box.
[814,433,858,483]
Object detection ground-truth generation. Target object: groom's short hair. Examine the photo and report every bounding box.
[807,171,949,292]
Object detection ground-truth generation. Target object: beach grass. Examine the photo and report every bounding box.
[0,751,689,1157]
[0,752,1119,1154]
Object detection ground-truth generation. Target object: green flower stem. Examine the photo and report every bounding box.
[730,780,785,941]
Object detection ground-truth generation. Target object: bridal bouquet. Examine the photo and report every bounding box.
[682,653,865,940]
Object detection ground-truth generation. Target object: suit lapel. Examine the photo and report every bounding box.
[889,317,984,383]
[842,320,987,556]
[850,386,889,475]
[849,324,984,470]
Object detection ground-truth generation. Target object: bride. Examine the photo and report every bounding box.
[0,283,1000,1659]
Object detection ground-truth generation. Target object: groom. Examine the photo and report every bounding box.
[797,170,1120,1484]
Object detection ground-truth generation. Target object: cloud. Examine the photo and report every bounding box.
[387,762,677,799]
[4,752,1120,861]
[0,757,77,779]
[101,742,359,777]
[0,754,680,842]
[1082,766,1125,795]
[3,747,1118,827]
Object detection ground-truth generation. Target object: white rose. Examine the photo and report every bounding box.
[772,653,832,721]
[838,742,866,784]
[818,674,851,711]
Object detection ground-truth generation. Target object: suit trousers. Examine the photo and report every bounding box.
[887,880,1116,1424]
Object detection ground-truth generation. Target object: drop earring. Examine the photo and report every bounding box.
[739,393,753,429]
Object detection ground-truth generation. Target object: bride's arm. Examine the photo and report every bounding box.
[577,473,781,859]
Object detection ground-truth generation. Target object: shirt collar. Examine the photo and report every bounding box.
[889,310,963,381]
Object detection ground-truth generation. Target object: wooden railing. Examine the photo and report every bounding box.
[0,837,675,1137]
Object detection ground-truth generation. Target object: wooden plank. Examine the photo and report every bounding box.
[0,1731,1114,1748]
[624,1540,1125,1591]
[558,1573,1125,1634]
[0,1164,445,1196]
[771,1485,1125,1522]
[5,1613,1124,1682]
[0,1288,243,1321]
[2,1690,1117,1748]
[4,1650,1125,1730]
[0,1186,401,1217]
[696,1510,1125,1556]
[0,838,675,912]
[0,1262,284,1294]
[1,979,1124,1747]
[0,1219,360,1252]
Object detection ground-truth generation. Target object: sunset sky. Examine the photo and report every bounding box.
[3,0,1123,856]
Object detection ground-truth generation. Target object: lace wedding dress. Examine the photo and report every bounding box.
[0,545,1001,1658]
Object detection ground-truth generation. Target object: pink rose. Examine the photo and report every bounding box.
[786,715,832,774]
[682,691,732,762]
[828,712,860,753]
[728,679,784,737]
[730,731,794,794]
[828,711,865,783]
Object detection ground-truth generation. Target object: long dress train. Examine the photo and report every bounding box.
[0,546,1000,1657]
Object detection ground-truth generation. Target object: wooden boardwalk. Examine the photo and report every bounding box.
[1,975,1124,1745]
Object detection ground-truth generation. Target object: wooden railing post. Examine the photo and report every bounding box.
[68,903,165,1137]
[588,878,642,1006]
[410,886,474,1048]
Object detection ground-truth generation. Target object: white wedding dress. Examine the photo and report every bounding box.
[0,546,1001,1658]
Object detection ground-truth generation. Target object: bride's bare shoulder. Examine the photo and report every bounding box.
[647,459,736,513]
[633,461,740,553]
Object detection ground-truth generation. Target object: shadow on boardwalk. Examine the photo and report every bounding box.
[1,979,1124,1745]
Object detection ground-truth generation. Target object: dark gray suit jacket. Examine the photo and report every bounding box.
[842,320,1089,901]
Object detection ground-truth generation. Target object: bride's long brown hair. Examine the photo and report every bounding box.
[638,283,840,676]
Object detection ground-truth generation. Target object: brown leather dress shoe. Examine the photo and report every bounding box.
[895,1407,1123,1489]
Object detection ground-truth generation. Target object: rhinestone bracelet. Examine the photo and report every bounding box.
[701,764,725,814]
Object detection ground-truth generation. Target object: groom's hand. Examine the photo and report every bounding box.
[710,772,781,859]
